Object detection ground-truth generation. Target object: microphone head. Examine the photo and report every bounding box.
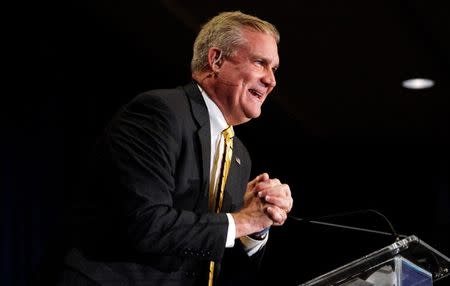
[216,74,240,87]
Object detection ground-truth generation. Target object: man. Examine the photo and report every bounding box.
[59,11,293,286]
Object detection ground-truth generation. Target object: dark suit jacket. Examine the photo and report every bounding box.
[62,82,263,285]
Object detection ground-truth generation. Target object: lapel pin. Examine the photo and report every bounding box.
[235,157,241,165]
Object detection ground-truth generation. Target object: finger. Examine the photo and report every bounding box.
[266,206,287,225]
[262,178,281,188]
[257,183,289,198]
[248,173,270,189]
[253,173,269,183]
[259,173,270,182]
[254,180,280,193]
[285,197,293,212]
[264,195,292,212]
[285,186,292,199]
[270,178,281,185]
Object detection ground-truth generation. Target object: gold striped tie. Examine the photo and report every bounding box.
[208,125,234,286]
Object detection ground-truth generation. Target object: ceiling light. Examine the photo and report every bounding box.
[402,78,435,90]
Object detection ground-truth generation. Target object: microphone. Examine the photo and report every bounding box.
[212,50,240,87]
[288,209,407,241]
[202,69,240,87]
[216,76,240,87]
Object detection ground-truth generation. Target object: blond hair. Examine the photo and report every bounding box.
[191,11,280,73]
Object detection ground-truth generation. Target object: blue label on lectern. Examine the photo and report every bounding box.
[401,258,432,286]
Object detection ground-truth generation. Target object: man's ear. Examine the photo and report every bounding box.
[207,48,223,73]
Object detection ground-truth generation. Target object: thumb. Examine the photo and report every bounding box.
[247,173,270,192]
[257,173,270,182]
[250,173,270,185]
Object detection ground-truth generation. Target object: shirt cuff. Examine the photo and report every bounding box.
[240,233,269,257]
[225,213,236,248]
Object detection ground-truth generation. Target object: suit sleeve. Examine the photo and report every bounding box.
[95,92,228,262]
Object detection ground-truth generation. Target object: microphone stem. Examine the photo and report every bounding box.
[288,215,407,238]
[309,220,404,238]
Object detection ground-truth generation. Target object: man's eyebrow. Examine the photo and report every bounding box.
[266,58,280,71]
[252,54,279,68]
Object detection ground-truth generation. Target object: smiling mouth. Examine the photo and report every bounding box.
[249,89,263,100]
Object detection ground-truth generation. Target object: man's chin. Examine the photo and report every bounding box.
[250,109,262,119]
[232,109,261,125]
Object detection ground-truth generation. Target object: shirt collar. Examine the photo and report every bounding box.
[197,84,228,133]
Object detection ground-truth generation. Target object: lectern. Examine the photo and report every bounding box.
[299,235,449,286]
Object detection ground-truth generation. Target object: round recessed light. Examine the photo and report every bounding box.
[402,78,435,89]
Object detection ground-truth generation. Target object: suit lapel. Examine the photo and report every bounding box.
[183,82,211,209]
[221,144,242,212]
[183,82,246,213]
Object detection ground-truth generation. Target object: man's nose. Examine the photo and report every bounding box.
[262,69,276,88]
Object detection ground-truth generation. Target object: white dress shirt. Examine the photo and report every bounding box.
[198,84,268,256]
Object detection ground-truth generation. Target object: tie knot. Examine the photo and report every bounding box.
[222,126,234,141]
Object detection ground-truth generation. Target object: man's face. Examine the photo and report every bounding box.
[213,28,279,125]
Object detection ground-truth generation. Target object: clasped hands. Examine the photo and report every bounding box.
[233,173,293,238]
[248,173,293,225]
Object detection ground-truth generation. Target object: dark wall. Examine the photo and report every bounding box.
[3,1,449,285]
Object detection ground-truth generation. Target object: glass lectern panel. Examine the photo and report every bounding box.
[299,235,449,286]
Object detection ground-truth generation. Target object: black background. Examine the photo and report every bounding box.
[2,0,449,285]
